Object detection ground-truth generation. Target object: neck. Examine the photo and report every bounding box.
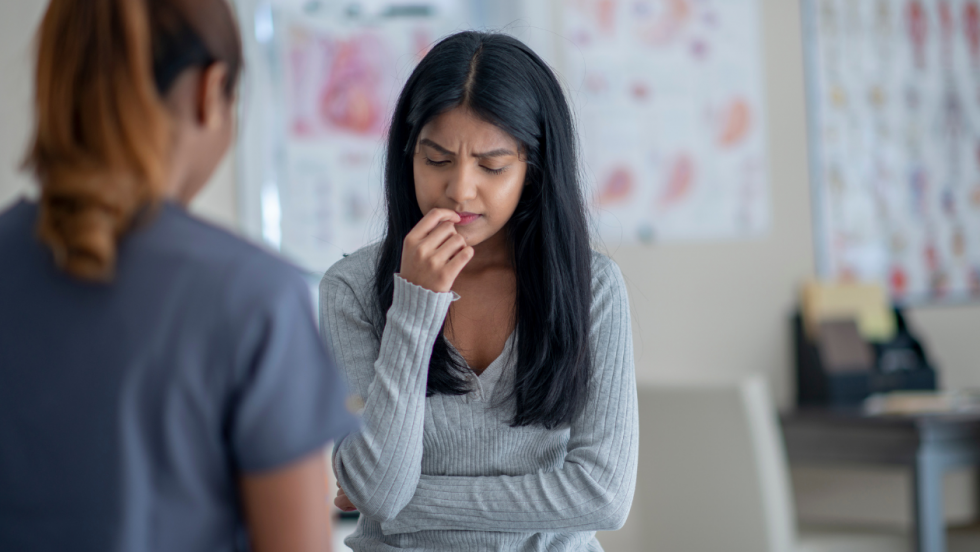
[163,159,195,207]
[463,227,512,274]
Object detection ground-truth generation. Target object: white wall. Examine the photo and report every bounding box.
[599,0,980,411]
[604,0,980,540]
[3,0,980,545]
[0,1,44,207]
[610,0,814,405]
[601,0,980,541]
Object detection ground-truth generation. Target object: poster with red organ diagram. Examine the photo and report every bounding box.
[562,0,771,243]
[806,0,980,303]
[279,15,447,273]
[288,31,395,138]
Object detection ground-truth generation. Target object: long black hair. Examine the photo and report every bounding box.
[374,31,593,429]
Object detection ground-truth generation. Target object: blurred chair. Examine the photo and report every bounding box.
[632,375,910,552]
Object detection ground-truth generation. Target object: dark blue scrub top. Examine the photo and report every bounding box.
[0,199,358,552]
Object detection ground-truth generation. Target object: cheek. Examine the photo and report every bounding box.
[479,173,525,232]
[495,168,527,214]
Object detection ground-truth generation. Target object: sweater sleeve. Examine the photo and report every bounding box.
[320,271,454,523]
[378,259,638,535]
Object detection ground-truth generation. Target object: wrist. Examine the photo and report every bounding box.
[395,271,450,293]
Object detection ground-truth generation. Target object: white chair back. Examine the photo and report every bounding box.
[635,375,797,552]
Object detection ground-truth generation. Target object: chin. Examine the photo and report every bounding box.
[456,228,482,242]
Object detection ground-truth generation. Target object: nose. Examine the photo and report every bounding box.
[444,163,478,204]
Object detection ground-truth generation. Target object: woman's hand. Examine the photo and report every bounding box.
[399,208,474,293]
[335,485,357,512]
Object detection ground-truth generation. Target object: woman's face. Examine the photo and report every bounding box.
[413,106,528,249]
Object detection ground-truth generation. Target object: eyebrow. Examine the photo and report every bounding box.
[419,138,516,159]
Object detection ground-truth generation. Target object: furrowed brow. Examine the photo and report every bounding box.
[419,138,453,155]
[473,148,516,159]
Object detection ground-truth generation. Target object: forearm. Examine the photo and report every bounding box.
[332,373,427,521]
[240,452,333,552]
[327,276,454,521]
[379,452,637,535]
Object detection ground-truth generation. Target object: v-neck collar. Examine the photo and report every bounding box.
[447,331,516,401]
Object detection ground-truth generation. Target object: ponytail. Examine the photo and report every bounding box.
[25,0,168,281]
[23,0,243,282]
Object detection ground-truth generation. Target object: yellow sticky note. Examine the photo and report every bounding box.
[802,281,897,343]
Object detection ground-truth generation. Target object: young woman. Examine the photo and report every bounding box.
[320,31,638,550]
[0,1,356,551]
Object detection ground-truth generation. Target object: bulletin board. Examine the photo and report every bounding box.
[560,0,771,244]
[804,0,980,304]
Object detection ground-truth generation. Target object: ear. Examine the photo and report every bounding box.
[196,62,231,129]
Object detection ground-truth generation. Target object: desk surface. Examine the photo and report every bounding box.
[781,408,980,466]
[784,407,980,425]
[780,408,980,552]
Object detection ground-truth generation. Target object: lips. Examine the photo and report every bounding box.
[455,212,481,225]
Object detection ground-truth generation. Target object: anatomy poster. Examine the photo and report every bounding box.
[562,0,771,244]
[277,11,453,274]
[806,0,980,303]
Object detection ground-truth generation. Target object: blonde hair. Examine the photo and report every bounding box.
[24,0,170,281]
[23,0,243,282]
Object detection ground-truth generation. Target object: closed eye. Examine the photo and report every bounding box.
[426,157,506,175]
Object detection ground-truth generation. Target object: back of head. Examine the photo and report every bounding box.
[23,0,242,282]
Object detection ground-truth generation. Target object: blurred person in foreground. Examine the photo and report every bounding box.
[0,1,357,550]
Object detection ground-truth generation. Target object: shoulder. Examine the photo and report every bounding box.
[0,199,32,228]
[589,250,630,322]
[319,242,381,306]
[0,200,35,250]
[590,251,627,295]
[587,252,633,382]
[149,203,308,309]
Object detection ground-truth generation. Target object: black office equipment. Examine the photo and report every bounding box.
[794,308,937,406]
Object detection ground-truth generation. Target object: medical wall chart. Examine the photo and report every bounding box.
[805,0,980,303]
[561,0,771,244]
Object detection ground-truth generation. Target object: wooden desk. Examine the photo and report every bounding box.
[780,409,980,552]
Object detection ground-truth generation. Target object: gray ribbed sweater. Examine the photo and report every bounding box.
[319,244,637,551]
